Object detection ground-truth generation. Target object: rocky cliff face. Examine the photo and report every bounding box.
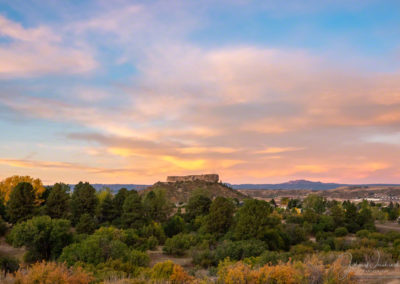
[167,174,219,183]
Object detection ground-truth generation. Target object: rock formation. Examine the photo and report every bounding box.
[167,174,219,183]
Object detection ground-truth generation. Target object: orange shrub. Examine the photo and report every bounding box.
[12,261,94,284]
[170,264,194,283]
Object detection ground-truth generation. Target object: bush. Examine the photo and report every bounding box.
[356,229,370,239]
[163,233,197,256]
[59,227,129,265]
[0,254,19,276]
[125,250,150,267]
[8,216,72,262]
[11,261,94,283]
[215,240,267,262]
[150,260,175,280]
[334,227,348,237]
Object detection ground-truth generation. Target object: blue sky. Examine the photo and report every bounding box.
[0,0,400,184]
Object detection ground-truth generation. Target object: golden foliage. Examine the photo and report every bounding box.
[217,256,355,284]
[0,175,45,202]
[12,261,94,284]
[170,264,194,284]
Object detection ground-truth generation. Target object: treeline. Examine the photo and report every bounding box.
[0,175,400,283]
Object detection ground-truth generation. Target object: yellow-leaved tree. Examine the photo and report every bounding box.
[0,175,45,202]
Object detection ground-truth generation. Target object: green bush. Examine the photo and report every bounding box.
[356,229,370,239]
[334,227,348,237]
[0,254,19,275]
[59,227,129,265]
[163,233,197,256]
[8,216,72,262]
[125,249,150,267]
[214,240,267,262]
[256,250,290,266]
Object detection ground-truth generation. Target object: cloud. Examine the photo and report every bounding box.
[1,1,400,184]
[0,15,97,77]
[255,147,304,154]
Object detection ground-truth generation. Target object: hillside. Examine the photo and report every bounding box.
[139,180,248,203]
[230,179,346,190]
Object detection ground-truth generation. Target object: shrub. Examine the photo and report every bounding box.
[8,216,72,262]
[0,254,19,276]
[256,251,290,266]
[163,233,197,256]
[334,227,349,237]
[150,260,175,280]
[215,240,267,262]
[59,227,129,265]
[12,261,94,283]
[356,229,370,239]
[125,250,150,267]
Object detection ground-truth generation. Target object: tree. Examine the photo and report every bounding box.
[233,199,277,240]
[59,227,129,266]
[98,192,114,224]
[46,183,70,219]
[185,194,211,222]
[122,191,147,229]
[206,197,235,235]
[344,202,360,232]
[329,204,345,228]
[303,194,325,214]
[76,213,97,234]
[7,182,36,224]
[143,189,173,223]
[8,216,72,261]
[163,215,185,238]
[113,188,128,218]
[0,176,45,202]
[70,182,98,225]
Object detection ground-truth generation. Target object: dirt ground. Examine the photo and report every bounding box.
[147,246,193,268]
[375,222,400,233]
[0,237,25,262]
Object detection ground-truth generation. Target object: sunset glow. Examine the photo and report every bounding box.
[1,1,400,184]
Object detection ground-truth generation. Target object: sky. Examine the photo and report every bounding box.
[0,0,400,185]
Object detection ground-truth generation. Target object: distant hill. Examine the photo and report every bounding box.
[90,184,150,192]
[229,180,347,190]
[75,180,400,192]
[139,180,248,204]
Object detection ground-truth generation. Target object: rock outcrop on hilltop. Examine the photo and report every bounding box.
[140,176,247,204]
[167,174,219,183]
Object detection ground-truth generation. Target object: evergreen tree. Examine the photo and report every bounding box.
[113,188,128,220]
[46,183,70,219]
[98,192,114,224]
[234,199,276,240]
[122,191,146,229]
[76,213,97,234]
[7,182,36,224]
[70,182,98,225]
[143,189,173,223]
[185,194,211,222]
[329,204,345,228]
[206,197,235,235]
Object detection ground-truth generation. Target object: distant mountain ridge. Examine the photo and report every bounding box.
[75,180,400,192]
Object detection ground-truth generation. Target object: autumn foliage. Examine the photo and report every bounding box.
[11,262,94,284]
